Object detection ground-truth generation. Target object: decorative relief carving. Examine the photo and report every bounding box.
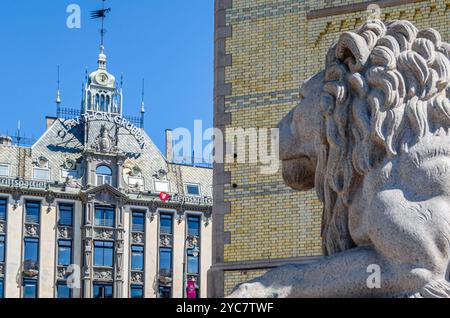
[58,227,73,239]
[92,125,118,153]
[131,232,144,244]
[93,269,113,281]
[0,222,5,234]
[160,234,172,247]
[94,229,114,240]
[0,263,4,277]
[57,266,69,280]
[186,236,199,249]
[24,224,39,237]
[131,271,144,284]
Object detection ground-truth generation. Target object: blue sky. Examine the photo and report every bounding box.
[0,0,214,153]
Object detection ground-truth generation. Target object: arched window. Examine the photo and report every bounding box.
[96,165,112,186]
[95,94,100,110]
[100,95,106,112]
[87,92,92,110]
[106,95,111,112]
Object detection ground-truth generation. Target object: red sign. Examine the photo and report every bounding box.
[159,192,169,202]
[187,280,197,299]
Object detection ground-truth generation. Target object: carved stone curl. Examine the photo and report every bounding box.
[229,20,450,298]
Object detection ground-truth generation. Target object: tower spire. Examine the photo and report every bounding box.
[56,65,61,117]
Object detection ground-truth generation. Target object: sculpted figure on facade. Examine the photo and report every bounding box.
[230,20,450,298]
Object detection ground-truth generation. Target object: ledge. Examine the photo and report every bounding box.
[307,0,427,20]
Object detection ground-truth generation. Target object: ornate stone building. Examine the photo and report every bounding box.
[210,0,450,297]
[0,45,212,298]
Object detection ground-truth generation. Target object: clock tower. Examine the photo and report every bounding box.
[83,45,123,115]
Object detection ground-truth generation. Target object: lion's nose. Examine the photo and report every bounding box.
[278,108,296,161]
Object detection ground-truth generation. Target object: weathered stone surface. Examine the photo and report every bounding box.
[229,19,450,298]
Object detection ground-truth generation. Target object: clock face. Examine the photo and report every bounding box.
[96,73,109,84]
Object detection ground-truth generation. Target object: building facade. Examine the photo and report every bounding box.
[0,46,213,298]
[210,0,450,297]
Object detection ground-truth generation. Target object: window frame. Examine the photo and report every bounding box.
[93,240,114,267]
[33,167,51,181]
[131,211,145,233]
[94,206,115,228]
[185,183,201,197]
[154,180,170,193]
[25,201,41,225]
[130,285,144,299]
[131,245,144,271]
[24,237,39,264]
[23,279,38,299]
[159,212,173,235]
[0,198,6,221]
[187,215,201,238]
[93,282,114,299]
[58,239,73,266]
[0,164,10,177]
[96,165,113,186]
[0,235,5,263]
[58,203,74,227]
[56,281,72,299]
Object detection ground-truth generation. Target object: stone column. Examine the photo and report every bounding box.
[117,159,124,190]
[145,204,158,298]
[172,209,186,298]
[200,211,212,298]
[39,203,57,298]
[72,201,83,298]
[5,195,23,298]
[86,157,93,188]
[114,204,125,298]
[82,198,94,298]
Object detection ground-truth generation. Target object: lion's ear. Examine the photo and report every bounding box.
[335,32,370,73]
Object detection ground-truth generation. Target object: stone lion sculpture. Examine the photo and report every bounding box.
[229,20,450,298]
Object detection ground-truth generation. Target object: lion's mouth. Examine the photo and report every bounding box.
[282,157,316,191]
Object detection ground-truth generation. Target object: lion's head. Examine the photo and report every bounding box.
[279,20,450,256]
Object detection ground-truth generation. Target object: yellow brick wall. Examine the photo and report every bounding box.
[221,0,450,294]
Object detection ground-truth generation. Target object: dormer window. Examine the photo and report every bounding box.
[185,183,201,196]
[96,165,112,186]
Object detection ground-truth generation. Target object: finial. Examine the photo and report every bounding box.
[56,65,61,105]
[91,0,111,47]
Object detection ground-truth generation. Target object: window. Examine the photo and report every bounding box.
[131,245,144,271]
[100,95,106,111]
[159,286,171,299]
[59,204,73,227]
[187,249,200,275]
[0,236,5,263]
[185,184,201,196]
[25,201,40,224]
[96,165,112,186]
[24,238,39,264]
[132,211,145,232]
[130,285,143,299]
[0,279,3,298]
[154,180,170,193]
[187,216,201,237]
[94,241,114,267]
[57,282,71,299]
[160,213,173,235]
[159,247,172,276]
[93,283,113,298]
[23,279,37,298]
[95,206,115,227]
[33,168,50,181]
[58,240,72,266]
[0,199,5,221]
[0,164,9,177]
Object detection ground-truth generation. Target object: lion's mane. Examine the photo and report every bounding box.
[318,20,450,255]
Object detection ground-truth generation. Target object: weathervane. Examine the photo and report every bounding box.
[90,0,111,46]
